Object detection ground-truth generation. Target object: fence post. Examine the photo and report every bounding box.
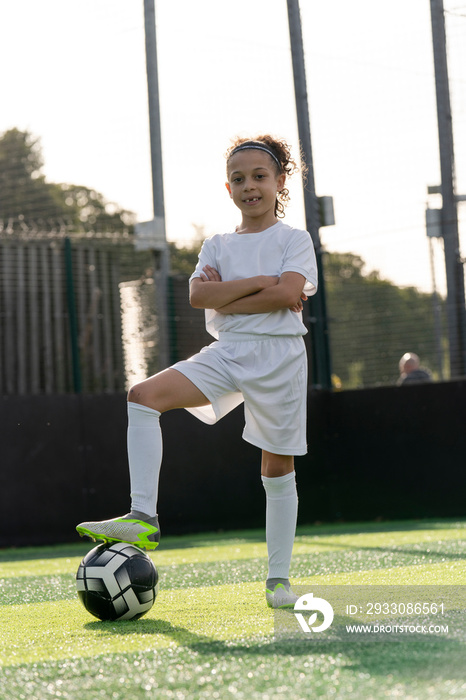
[64,237,82,393]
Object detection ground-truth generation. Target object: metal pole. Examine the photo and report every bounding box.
[286,0,332,389]
[430,0,466,377]
[428,236,444,380]
[64,237,82,392]
[143,0,171,369]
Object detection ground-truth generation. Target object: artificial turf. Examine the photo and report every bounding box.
[1,519,465,699]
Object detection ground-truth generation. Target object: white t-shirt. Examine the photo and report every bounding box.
[189,221,318,339]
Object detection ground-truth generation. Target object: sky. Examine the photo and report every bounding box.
[1,0,466,294]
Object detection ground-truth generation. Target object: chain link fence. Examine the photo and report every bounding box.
[0,224,158,394]
[0,222,454,395]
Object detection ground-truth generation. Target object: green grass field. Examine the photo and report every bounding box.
[1,519,466,699]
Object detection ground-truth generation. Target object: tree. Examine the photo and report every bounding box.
[59,184,135,230]
[168,241,201,276]
[0,128,135,231]
[168,225,207,276]
[0,128,67,221]
[324,252,445,387]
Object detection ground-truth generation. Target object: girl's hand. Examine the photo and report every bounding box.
[200,265,222,282]
[289,291,308,313]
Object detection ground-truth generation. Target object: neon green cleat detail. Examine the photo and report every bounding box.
[76,515,160,551]
[266,583,299,609]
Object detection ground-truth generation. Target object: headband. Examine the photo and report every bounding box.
[229,142,282,170]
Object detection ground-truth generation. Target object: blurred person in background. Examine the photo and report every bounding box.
[397,352,433,385]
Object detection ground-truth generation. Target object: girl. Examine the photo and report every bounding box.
[77,135,318,609]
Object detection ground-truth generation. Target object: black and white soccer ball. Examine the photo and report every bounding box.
[76,542,159,621]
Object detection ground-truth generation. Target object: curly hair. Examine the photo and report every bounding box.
[225,135,305,218]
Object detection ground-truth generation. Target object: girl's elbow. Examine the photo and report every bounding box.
[190,291,212,309]
[189,283,203,309]
[189,292,203,309]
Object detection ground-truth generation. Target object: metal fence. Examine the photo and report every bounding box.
[323,253,448,388]
[0,227,160,395]
[0,225,452,395]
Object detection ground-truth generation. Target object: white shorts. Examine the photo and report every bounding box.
[172,333,308,455]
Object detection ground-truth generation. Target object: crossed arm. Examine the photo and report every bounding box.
[189,266,307,314]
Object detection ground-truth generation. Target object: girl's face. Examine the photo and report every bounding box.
[225,150,286,222]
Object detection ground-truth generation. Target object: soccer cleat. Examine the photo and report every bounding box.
[76,512,160,551]
[266,582,299,609]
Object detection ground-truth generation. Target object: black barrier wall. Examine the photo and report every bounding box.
[1,381,466,547]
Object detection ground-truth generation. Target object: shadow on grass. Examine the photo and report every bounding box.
[84,617,466,682]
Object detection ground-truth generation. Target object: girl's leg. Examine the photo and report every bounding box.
[128,367,211,413]
[261,452,294,478]
[126,369,210,517]
[261,451,298,606]
[76,369,210,548]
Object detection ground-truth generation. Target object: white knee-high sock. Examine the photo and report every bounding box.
[127,402,162,518]
[262,471,298,580]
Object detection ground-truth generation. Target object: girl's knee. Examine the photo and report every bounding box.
[127,381,153,406]
[261,452,294,477]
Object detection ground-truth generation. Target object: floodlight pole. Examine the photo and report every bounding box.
[143,0,171,369]
[430,0,466,377]
[286,0,332,390]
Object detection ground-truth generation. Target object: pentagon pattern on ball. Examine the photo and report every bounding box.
[76,542,159,621]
